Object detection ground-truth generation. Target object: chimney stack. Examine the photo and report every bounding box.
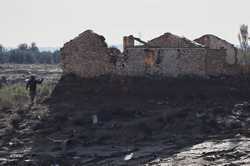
[123,35,134,50]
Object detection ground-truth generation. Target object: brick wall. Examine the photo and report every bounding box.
[195,35,237,65]
[61,30,120,78]
[115,48,206,77]
[205,49,227,76]
[147,33,202,48]
[61,31,240,78]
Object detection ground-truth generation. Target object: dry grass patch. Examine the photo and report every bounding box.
[0,83,55,109]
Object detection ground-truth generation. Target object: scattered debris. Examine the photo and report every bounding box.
[92,115,98,124]
[124,153,134,161]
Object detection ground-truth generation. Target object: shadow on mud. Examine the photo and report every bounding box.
[3,74,250,165]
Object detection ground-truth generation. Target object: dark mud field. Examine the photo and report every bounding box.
[1,66,250,165]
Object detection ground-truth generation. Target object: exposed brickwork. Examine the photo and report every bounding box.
[61,30,243,78]
[205,49,227,76]
[147,33,203,48]
[116,48,206,77]
[195,34,237,65]
[61,30,120,78]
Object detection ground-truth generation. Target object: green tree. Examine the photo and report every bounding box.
[18,43,28,50]
[0,44,4,63]
[52,50,60,64]
[0,42,60,64]
[0,44,4,53]
[30,42,39,52]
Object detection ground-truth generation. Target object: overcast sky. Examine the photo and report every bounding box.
[1,0,249,47]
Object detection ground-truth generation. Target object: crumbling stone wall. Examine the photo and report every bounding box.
[195,35,237,65]
[116,48,232,77]
[116,48,206,77]
[61,30,120,78]
[61,30,239,79]
[205,49,227,76]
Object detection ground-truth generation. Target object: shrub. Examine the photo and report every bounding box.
[0,84,28,108]
[0,83,55,109]
[37,83,55,103]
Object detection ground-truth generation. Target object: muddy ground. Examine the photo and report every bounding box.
[1,66,250,165]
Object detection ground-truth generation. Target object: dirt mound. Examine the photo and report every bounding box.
[51,74,250,101]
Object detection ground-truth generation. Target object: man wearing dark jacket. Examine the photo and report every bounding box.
[0,76,7,88]
[26,75,43,105]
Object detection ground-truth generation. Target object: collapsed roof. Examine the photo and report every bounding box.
[146,32,204,48]
[194,34,235,48]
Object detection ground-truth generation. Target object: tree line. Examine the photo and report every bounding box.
[0,43,60,64]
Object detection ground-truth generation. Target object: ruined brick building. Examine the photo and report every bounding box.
[61,30,243,78]
[194,34,238,65]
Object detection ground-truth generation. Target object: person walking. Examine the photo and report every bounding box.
[26,75,43,105]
